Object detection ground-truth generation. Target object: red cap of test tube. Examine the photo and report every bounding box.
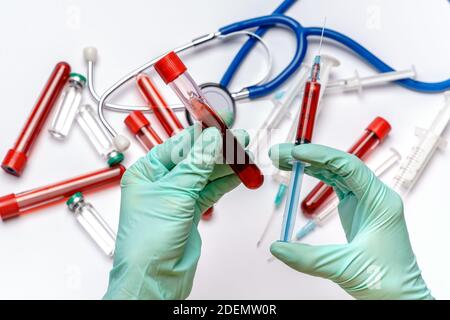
[0,193,20,220]
[1,150,28,177]
[154,52,187,84]
[367,117,391,141]
[124,111,150,134]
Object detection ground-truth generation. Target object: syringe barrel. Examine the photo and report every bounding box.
[124,111,163,152]
[301,117,391,217]
[295,81,321,144]
[136,74,184,137]
[2,62,71,176]
[0,165,125,220]
[154,52,264,189]
[392,97,450,194]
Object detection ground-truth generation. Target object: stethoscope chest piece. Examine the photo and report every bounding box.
[185,83,236,127]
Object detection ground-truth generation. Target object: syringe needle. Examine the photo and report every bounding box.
[317,17,327,56]
[256,205,278,247]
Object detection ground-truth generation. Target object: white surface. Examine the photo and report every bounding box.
[0,0,449,299]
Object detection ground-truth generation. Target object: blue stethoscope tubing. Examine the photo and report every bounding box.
[220,1,449,94]
[220,0,297,89]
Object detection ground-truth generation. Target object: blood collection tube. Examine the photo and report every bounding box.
[154,52,264,190]
[124,111,163,152]
[77,105,124,166]
[301,117,391,217]
[136,74,184,137]
[49,73,86,139]
[2,62,71,176]
[0,165,125,221]
[67,192,116,257]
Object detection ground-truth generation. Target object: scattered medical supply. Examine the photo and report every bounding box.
[301,117,391,216]
[296,148,401,240]
[392,92,450,196]
[136,74,184,137]
[67,192,116,257]
[258,55,338,245]
[0,165,125,220]
[327,67,416,94]
[124,111,163,152]
[94,14,308,142]
[76,105,124,166]
[2,62,71,177]
[154,51,264,190]
[270,54,339,204]
[280,53,323,242]
[49,73,86,139]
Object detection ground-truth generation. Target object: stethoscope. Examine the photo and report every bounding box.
[85,29,274,128]
[86,8,450,151]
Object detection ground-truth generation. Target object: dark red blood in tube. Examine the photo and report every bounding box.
[202,207,214,221]
[191,98,264,190]
[137,74,184,137]
[1,62,71,177]
[154,52,264,190]
[296,81,321,145]
[124,111,163,152]
[0,165,125,220]
[301,117,391,217]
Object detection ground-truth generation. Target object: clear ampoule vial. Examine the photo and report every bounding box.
[76,104,124,166]
[49,73,86,139]
[66,192,116,257]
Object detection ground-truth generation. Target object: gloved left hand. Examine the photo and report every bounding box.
[104,125,248,299]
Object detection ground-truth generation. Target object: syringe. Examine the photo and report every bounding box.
[280,55,322,242]
[249,64,310,153]
[392,91,450,196]
[296,148,401,240]
[327,67,416,94]
[256,55,339,247]
[250,55,340,154]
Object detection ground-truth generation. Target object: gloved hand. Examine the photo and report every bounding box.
[269,143,433,300]
[104,125,248,300]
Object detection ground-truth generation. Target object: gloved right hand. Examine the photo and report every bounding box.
[269,143,433,300]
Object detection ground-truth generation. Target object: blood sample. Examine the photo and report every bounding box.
[202,207,214,221]
[2,62,71,176]
[67,192,116,257]
[154,52,264,190]
[137,73,184,137]
[124,111,163,152]
[49,73,86,139]
[301,117,391,217]
[280,56,322,242]
[76,105,124,166]
[0,165,125,220]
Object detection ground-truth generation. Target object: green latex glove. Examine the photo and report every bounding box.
[104,125,248,300]
[269,143,433,300]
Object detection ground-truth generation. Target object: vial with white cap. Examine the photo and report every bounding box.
[67,192,116,257]
[49,73,86,139]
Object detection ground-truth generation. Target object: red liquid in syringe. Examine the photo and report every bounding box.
[295,81,322,145]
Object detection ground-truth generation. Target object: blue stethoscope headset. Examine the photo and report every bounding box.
[86,0,450,150]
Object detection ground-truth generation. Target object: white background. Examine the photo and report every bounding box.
[0,0,449,299]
